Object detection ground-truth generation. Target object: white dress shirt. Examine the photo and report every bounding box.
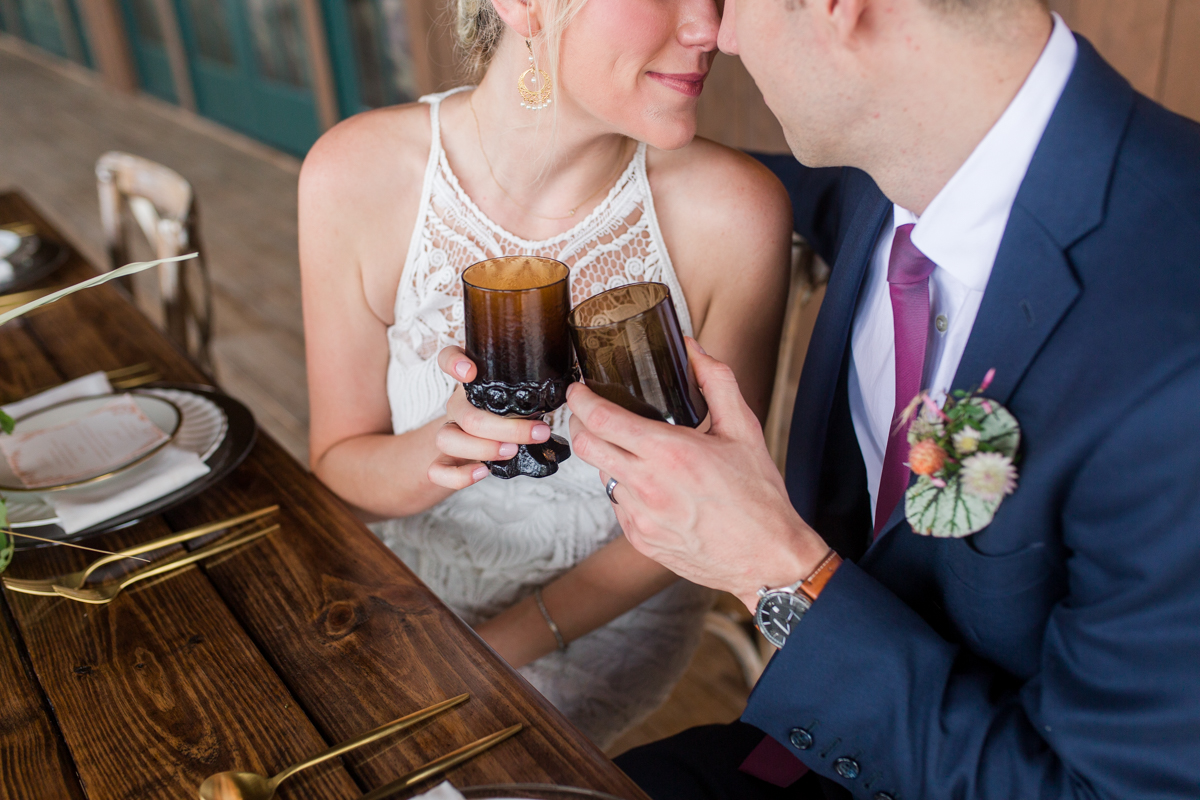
[849,13,1078,519]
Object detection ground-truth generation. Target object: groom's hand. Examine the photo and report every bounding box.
[567,338,831,611]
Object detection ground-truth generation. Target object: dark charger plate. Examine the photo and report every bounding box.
[11,384,257,550]
[0,236,70,294]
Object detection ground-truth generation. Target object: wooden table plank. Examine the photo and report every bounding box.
[0,597,86,800]
[0,319,66,404]
[0,191,647,799]
[4,520,364,800]
[162,445,644,797]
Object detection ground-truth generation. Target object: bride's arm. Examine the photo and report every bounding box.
[300,119,451,518]
[475,144,793,667]
[300,112,549,518]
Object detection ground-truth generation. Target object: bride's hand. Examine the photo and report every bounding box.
[430,346,554,489]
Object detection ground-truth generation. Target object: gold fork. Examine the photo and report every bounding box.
[52,525,277,605]
[0,222,36,238]
[107,362,162,389]
[2,506,278,597]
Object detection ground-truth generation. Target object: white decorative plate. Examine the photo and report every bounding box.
[137,388,228,462]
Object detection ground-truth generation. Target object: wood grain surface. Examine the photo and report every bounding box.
[0,191,648,800]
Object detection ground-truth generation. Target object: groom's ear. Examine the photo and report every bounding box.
[815,0,870,47]
[490,0,545,38]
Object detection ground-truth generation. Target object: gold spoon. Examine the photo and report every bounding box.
[198,694,470,800]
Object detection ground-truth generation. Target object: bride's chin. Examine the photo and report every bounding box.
[634,115,698,151]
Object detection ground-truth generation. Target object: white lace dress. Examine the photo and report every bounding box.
[370,88,713,749]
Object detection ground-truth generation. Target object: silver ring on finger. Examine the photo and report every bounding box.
[605,477,620,505]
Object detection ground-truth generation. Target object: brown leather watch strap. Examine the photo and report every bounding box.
[797,549,843,601]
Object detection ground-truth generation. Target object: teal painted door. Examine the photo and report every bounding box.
[13,0,91,66]
[175,0,321,155]
[118,0,177,101]
[324,0,419,117]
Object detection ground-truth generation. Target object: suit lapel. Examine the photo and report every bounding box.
[786,181,889,520]
[867,36,1136,543]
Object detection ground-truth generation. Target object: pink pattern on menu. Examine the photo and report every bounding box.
[0,394,168,488]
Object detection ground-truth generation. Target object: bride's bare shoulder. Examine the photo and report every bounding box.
[299,102,432,211]
[646,137,790,228]
[646,137,792,288]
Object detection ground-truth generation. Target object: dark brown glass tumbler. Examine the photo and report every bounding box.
[462,256,573,479]
[568,282,708,428]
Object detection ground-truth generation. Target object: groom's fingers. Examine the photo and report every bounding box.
[569,407,640,479]
[686,338,760,442]
[566,382,656,456]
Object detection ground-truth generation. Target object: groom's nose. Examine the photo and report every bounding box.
[717,0,739,55]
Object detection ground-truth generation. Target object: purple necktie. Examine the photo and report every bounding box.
[873,223,937,537]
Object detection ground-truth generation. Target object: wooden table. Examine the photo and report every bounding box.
[0,191,649,800]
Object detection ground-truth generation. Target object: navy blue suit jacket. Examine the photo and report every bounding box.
[743,37,1200,800]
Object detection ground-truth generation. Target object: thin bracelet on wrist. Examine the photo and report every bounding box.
[533,586,567,652]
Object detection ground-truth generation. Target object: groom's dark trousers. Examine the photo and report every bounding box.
[615,37,1200,800]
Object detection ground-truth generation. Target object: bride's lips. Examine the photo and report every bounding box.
[647,72,708,97]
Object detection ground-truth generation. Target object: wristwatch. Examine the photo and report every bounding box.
[754,549,843,648]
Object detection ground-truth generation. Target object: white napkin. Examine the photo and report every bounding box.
[0,372,210,534]
[1,371,113,420]
[413,783,467,800]
[51,445,209,534]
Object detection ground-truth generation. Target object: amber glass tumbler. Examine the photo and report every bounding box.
[568,282,707,428]
[462,256,573,479]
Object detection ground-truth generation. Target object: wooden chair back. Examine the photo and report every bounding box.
[96,152,214,372]
[763,234,830,472]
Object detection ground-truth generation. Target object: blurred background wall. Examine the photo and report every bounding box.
[1,0,1196,159]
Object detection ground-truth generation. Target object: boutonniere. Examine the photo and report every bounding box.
[903,369,1021,538]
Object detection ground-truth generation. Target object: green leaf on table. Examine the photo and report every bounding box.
[0,408,11,435]
[0,501,11,574]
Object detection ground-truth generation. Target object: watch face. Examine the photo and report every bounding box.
[756,590,812,648]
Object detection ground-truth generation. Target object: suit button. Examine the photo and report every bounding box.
[833,757,861,780]
[873,794,896,800]
[788,727,814,750]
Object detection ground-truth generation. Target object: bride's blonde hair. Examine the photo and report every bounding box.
[455,0,589,91]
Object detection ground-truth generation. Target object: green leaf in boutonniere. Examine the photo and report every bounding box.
[903,370,1021,538]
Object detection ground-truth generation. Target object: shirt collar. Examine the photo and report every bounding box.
[900,13,1078,291]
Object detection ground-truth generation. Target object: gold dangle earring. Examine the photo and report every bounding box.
[518,39,552,110]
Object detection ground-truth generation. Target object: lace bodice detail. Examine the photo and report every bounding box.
[387,87,692,435]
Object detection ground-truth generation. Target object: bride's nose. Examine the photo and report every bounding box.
[677,0,721,50]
